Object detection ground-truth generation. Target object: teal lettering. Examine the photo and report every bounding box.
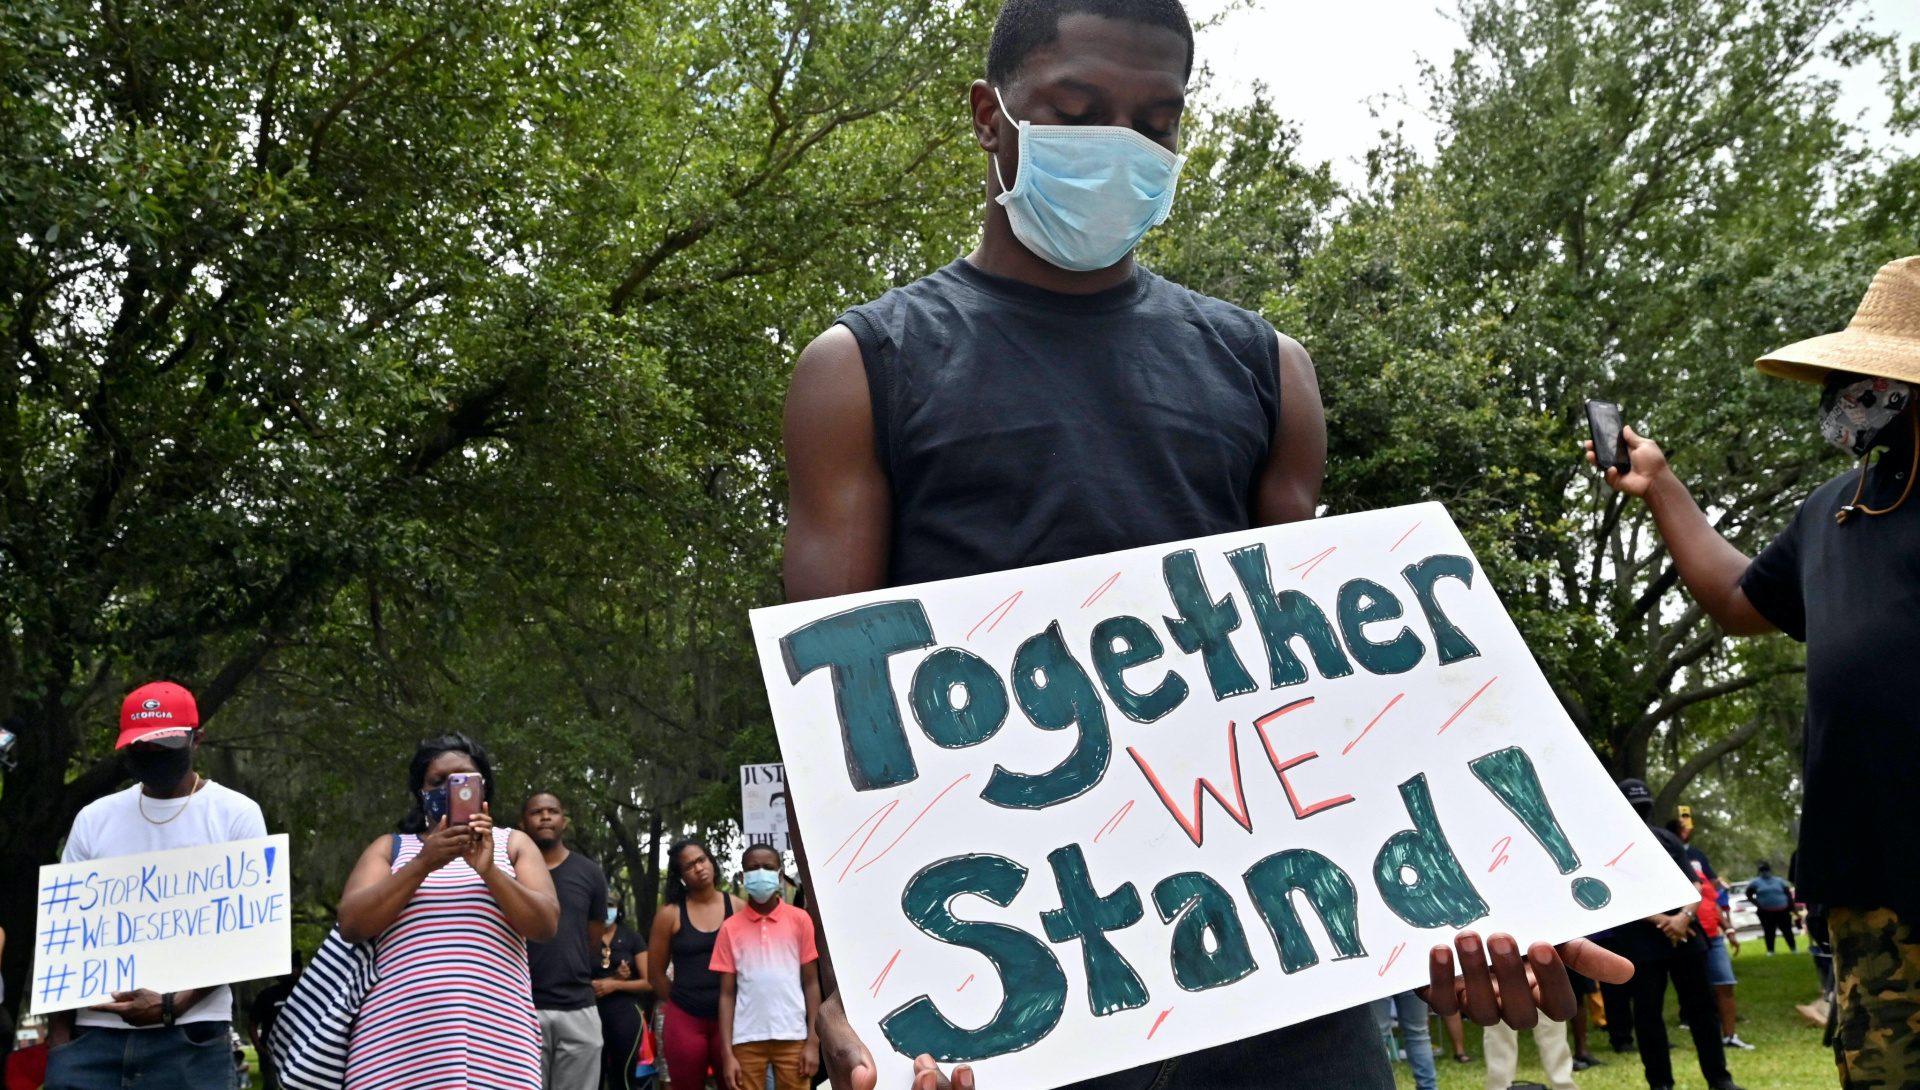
[1374,773,1489,928]
[780,601,935,790]
[1040,844,1148,1016]
[1227,544,1356,688]
[1151,872,1258,992]
[1162,550,1257,700]
[1400,554,1482,665]
[909,647,1009,749]
[880,855,1067,1062]
[1470,747,1612,910]
[1088,616,1188,723]
[1336,578,1426,675]
[981,623,1111,810]
[1243,849,1367,973]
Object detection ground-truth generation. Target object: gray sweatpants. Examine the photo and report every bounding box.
[537,1006,604,1090]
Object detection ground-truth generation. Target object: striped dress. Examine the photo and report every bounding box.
[343,827,542,1089]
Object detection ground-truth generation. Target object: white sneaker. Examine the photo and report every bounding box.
[1724,1034,1757,1050]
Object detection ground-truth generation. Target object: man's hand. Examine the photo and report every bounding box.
[911,1054,977,1090]
[1656,912,1694,944]
[803,1036,821,1080]
[1584,425,1670,498]
[818,992,879,1089]
[90,989,168,1027]
[1423,931,1632,1029]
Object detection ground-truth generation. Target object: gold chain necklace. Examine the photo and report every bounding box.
[138,774,203,825]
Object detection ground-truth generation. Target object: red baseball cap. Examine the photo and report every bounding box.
[117,681,200,749]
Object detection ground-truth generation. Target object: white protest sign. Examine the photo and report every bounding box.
[31,834,291,1014]
[750,502,1697,1090]
[742,762,793,852]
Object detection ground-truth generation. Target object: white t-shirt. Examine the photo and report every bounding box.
[62,780,268,1028]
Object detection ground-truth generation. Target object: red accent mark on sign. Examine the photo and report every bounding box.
[870,950,901,997]
[1127,722,1254,848]
[823,800,899,871]
[1267,750,1356,818]
[1606,843,1635,868]
[957,974,974,993]
[1378,942,1408,977]
[1147,1008,1173,1040]
[1081,572,1123,609]
[1390,522,1423,552]
[855,774,973,875]
[967,591,1023,641]
[838,800,903,882]
[1489,836,1513,873]
[1288,546,1338,579]
[1437,676,1500,735]
[1093,799,1136,844]
[1253,697,1316,732]
[1342,692,1406,756]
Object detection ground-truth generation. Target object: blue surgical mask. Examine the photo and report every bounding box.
[992,87,1185,272]
[605,907,619,926]
[742,869,782,903]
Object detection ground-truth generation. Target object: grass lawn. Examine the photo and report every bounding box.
[1394,941,1835,1090]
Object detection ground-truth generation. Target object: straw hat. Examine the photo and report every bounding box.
[1756,255,1920,384]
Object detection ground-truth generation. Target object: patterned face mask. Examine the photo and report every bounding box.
[1819,373,1913,458]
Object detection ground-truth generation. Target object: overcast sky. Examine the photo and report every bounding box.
[1187,0,1920,183]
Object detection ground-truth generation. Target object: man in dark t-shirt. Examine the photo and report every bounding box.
[782,3,1628,1088]
[1585,254,1920,1089]
[524,791,610,1090]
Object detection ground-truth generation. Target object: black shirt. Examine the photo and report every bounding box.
[248,977,295,1038]
[839,264,1390,1089]
[1741,418,1920,916]
[528,851,609,1010]
[840,259,1279,585]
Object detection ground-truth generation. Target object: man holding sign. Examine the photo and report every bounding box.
[45,681,267,1090]
[780,2,1632,1088]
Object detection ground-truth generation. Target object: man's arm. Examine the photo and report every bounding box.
[784,323,891,602]
[1252,332,1327,527]
[783,323,893,1089]
[1586,427,1775,635]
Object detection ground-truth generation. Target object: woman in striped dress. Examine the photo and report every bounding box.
[336,733,559,1089]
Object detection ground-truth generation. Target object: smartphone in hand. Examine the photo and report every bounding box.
[1585,399,1630,474]
[447,772,485,827]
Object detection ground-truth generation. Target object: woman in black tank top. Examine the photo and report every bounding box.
[647,839,736,1084]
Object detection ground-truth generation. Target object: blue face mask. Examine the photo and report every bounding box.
[992,87,1186,273]
[742,869,782,903]
[605,907,619,926]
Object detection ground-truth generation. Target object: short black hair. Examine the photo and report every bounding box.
[743,842,782,866]
[986,0,1194,86]
[523,790,564,813]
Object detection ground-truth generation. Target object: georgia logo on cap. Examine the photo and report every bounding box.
[143,699,161,710]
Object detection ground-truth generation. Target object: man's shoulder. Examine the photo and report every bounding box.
[560,850,605,877]
[1142,270,1275,340]
[839,262,967,320]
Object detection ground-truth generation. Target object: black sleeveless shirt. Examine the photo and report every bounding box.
[667,893,733,1019]
[835,261,1392,1090]
[839,259,1279,584]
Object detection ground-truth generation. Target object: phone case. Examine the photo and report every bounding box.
[447,772,485,826]
[1585,400,1630,473]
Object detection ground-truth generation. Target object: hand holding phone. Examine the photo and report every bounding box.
[1585,399,1631,475]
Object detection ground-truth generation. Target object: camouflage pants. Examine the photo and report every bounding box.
[1829,906,1920,1089]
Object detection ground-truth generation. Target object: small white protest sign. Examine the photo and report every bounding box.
[31,834,291,1014]
[750,502,1696,1090]
[742,762,793,852]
